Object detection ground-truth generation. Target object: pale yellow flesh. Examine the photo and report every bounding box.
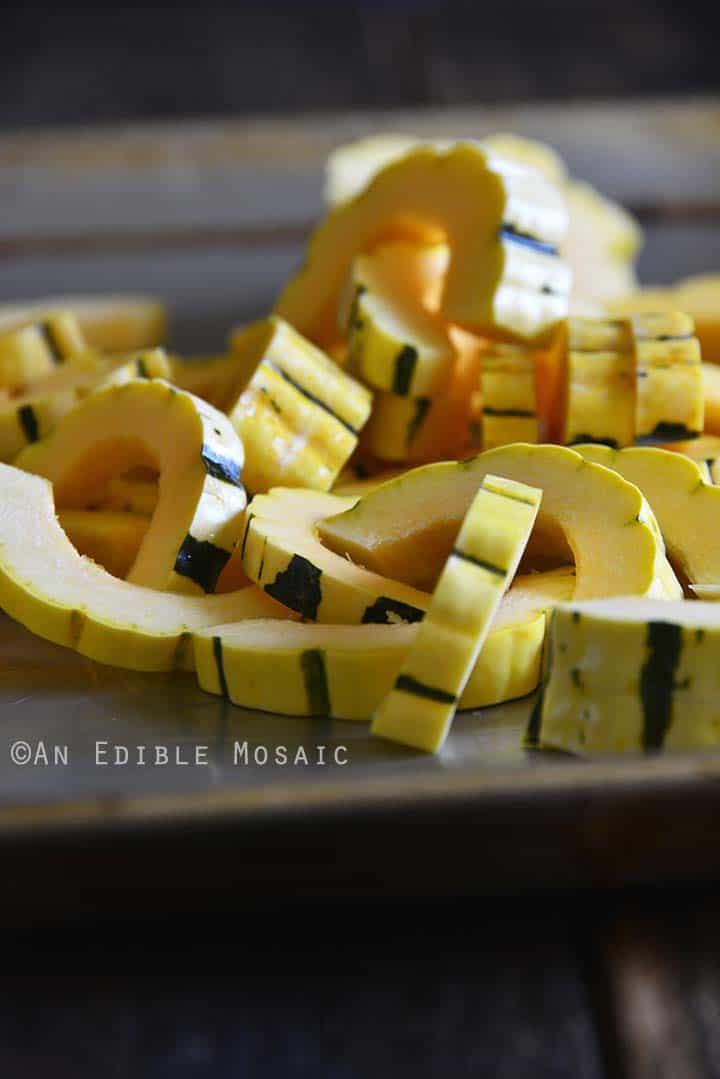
[319,443,679,601]
[574,445,720,592]
[0,465,288,672]
[372,475,541,752]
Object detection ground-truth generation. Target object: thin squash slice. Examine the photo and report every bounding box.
[372,475,541,751]
[318,443,680,599]
[574,444,720,595]
[0,312,88,392]
[561,317,635,448]
[0,464,287,672]
[59,510,149,579]
[276,143,570,345]
[16,379,247,595]
[342,251,455,396]
[0,349,173,462]
[630,312,703,444]
[481,341,538,449]
[535,596,720,755]
[608,275,720,366]
[226,316,372,494]
[194,565,574,719]
[0,295,167,354]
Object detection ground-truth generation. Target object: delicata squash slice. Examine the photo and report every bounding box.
[16,379,247,595]
[574,445,720,595]
[0,295,167,355]
[0,311,89,392]
[0,465,286,672]
[534,596,720,756]
[318,443,680,599]
[227,316,372,494]
[195,566,575,718]
[0,348,173,462]
[276,143,571,345]
[372,475,541,752]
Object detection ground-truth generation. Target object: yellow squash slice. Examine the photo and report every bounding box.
[319,443,679,599]
[574,444,720,595]
[277,143,570,345]
[0,312,88,392]
[630,312,703,443]
[481,341,539,449]
[535,596,720,755]
[226,316,372,494]
[194,565,574,720]
[0,464,287,672]
[0,349,173,462]
[59,510,149,579]
[16,379,247,595]
[342,251,455,396]
[361,327,484,463]
[241,487,429,624]
[562,317,635,448]
[372,475,541,752]
[0,295,167,354]
[608,276,720,366]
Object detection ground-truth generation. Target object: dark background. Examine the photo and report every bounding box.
[3,0,719,129]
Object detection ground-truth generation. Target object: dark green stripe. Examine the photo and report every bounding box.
[262,359,357,434]
[651,333,695,343]
[569,435,619,449]
[499,224,558,257]
[361,595,424,625]
[265,554,323,620]
[640,621,683,751]
[212,636,230,699]
[635,423,700,444]
[258,537,268,580]
[18,404,39,443]
[706,458,716,483]
[394,674,456,704]
[406,397,430,449]
[174,534,231,593]
[38,322,64,364]
[452,548,506,576]
[239,512,254,561]
[200,443,244,487]
[300,649,331,715]
[136,357,150,378]
[392,345,419,395]
[484,407,536,418]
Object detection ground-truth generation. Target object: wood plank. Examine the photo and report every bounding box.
[0,98,718,243]
[0,898,604,1077]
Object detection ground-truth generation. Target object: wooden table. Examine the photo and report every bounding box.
[1,100,720,1077]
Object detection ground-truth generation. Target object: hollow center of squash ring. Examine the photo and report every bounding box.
[320,510,574,593]
[51,436,160,509]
